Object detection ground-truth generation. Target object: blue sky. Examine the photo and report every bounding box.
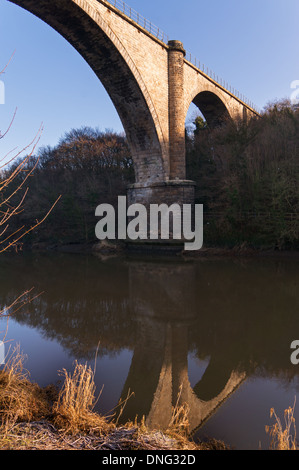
[0,0,298,158]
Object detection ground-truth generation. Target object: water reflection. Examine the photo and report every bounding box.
[0,252,298,436]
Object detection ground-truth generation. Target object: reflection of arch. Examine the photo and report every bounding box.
[116,261,247,432]
[118,319,173,428]
[192,91,231,127]
[193,356,237,401]
[118,318,246,433]
[179,368,246,433]
[171,325,246,433]
[9,0,166,183]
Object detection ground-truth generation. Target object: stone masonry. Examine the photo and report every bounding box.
[8,0,259,210]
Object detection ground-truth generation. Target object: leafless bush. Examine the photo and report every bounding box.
[0,58,60,324]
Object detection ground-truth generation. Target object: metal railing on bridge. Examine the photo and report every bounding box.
[184,50,258,111]
[103,0,169,44]
[101,0,259,113]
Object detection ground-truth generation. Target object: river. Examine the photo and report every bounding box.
[0,251,298,450]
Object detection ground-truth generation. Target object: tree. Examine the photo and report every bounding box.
[186,100,299,249]
[2,127,134,248]
[0,58,60,326]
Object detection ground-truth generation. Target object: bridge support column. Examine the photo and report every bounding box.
[126,180,196,249]
[127,180,195,207]
[168,40,187,180]
[126,40,196,247]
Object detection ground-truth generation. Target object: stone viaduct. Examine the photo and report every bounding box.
[8,0,259,208]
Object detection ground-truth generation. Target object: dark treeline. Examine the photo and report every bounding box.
[1,101,298,250]
[1,127,134,248]
[186,100,299,249]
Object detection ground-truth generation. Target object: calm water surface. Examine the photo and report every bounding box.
[0,251,298,450]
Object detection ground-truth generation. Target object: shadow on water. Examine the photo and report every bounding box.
[0,251,298,447]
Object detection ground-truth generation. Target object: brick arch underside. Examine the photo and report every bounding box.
[9,0,165,183]
[192,91,231,127]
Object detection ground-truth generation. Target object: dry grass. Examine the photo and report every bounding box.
[0,345,52,431]
[51,362,200,449]
[1,347,298,451]
[0,348,227,450]
[163,386,197,450]
[168,388,190,433]
[52,361,114,436]
[266,399,297,450]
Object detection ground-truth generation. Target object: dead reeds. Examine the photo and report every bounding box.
[52,361,114,436]
[0,345,51,431]
[0,347,226,450]
[266,398,297,450]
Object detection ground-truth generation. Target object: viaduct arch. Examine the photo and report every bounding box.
[8,0,259,208]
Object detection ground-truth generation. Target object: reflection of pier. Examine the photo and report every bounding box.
[119,261,246,432]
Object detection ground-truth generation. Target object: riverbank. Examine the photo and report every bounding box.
[0,349,228,451]
[0,358,295,451]
[0,420,228,451]
[28,239,299,261]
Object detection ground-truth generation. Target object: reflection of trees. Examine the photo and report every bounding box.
[0,253,137,358]
[189,259,299,382]
[0,253,299,429]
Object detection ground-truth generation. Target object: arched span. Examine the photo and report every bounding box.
[8,0,166,183]
[192,91,231,127]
